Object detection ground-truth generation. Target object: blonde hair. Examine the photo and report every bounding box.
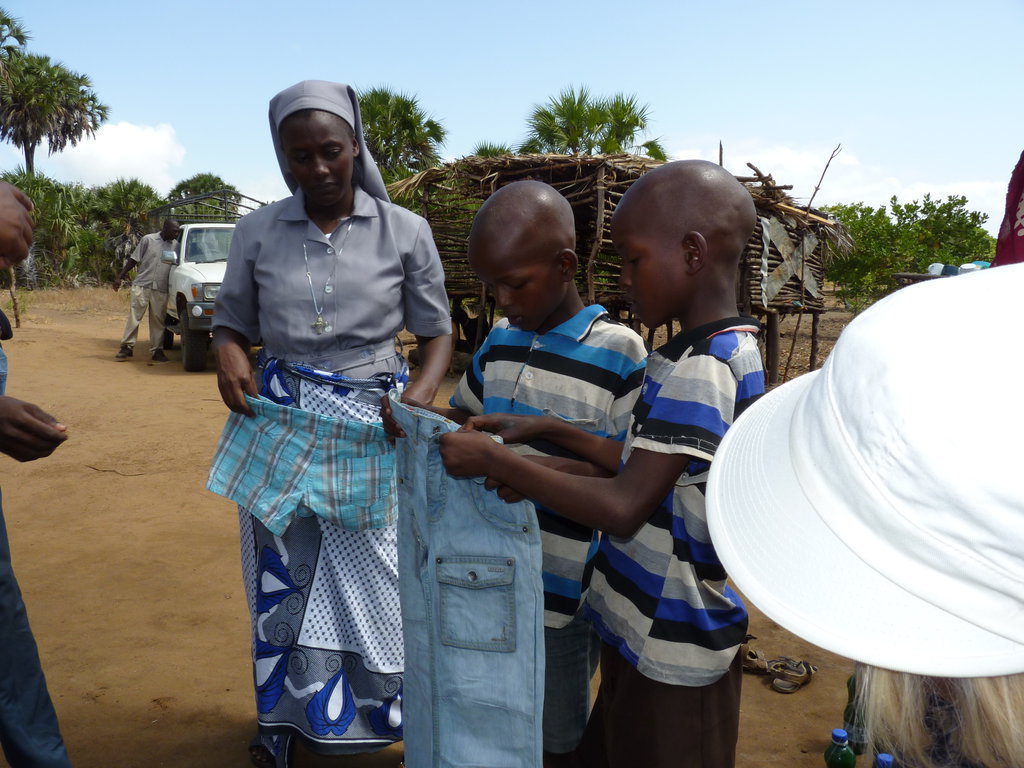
[859,665,1024,768]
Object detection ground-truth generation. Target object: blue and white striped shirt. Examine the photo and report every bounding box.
[585,317,764,685]
[452,304,648,628]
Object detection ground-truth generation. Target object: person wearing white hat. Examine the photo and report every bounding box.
[706,265,1024,768]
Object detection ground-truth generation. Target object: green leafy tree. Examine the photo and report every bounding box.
[889,195,993,269]
[359,87,446,182]
[167,172,240,220]
[168,172,238,200]
[0,52,108,175]
[826,195,995,312]
[519,86,667,160]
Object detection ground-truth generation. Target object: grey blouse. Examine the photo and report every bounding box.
[214,186,451,361]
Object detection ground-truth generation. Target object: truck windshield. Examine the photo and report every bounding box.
[184,228,234,263]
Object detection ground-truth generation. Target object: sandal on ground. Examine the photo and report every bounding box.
[249,734,293,768]
[248,741,274,768]
[740,635,770,675]
[768,656,818,693]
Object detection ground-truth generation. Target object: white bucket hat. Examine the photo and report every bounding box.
[707,265,1024,677]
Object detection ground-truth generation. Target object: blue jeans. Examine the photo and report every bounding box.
[543,610,601,754]
[0,346,73,767]
[390,393,545,768]
[0,492,73,768]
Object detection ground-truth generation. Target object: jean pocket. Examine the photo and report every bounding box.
[437,556,516,652]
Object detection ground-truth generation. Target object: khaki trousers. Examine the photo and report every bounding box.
[120,285,167,354]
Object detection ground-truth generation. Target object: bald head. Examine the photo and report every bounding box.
[616,160,756,263]
[160,218,180,241]
[470,180,576,261]
[468,181,584,333]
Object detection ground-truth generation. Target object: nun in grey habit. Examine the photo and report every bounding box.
[209,80,452,767]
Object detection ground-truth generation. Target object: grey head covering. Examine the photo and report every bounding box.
[269,80,390,202]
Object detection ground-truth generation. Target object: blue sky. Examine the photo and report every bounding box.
[9,0,1022,234]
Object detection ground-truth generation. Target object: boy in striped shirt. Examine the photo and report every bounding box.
[384,180,648,765]
[440,161,764,768]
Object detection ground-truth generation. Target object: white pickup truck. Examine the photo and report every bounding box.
[161,222,235,371]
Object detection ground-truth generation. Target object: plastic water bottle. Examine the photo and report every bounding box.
[874,754,894,768]
[825,728,857,768]
[843,673,868,754]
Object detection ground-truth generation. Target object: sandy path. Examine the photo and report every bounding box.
[0,288,851,767]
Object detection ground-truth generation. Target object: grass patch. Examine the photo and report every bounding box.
[1,286,129,316]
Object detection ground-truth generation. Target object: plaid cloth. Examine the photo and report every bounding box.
[207,394,396,534]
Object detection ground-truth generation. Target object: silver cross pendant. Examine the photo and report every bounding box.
[311,315,328,335]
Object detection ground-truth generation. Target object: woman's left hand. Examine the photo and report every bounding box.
[403,334,453,404]
[401,381,435,405]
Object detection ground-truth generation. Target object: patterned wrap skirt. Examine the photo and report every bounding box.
[234,349,407,759]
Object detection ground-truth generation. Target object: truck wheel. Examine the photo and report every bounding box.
[181,312,209,372]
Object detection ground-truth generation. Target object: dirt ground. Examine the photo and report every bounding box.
[0,288,853,768]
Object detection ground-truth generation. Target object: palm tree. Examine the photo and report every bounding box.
[471,141,516,158]
[520,86,603,155]
[0,53,109,175]
[92,178,163,262]
[1,170,93,283]
[597,93,667,160]
[519,86,667,160]
[0,169,113,289]
[0,7,27,74]
[358,86,447,182]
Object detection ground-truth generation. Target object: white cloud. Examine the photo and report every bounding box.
[664,136,1007,235]
[33,122,186,196]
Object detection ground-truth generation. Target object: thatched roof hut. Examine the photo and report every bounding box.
[390,153,850,382]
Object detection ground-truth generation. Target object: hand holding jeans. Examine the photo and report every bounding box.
[439,429,502,478]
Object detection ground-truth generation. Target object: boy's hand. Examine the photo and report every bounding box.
[0,396,68,462]
[439,430,501,478]
[482,477,527,503]
[460,413,548,444]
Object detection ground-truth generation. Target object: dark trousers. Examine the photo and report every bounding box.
[574,642,742,768]
[0,492,72,768]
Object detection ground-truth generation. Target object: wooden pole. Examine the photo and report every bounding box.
[810,311,821,371]
[588,175,607,306]
[766,312,779,385]
[7,267,19,328]
[473,284,489,350]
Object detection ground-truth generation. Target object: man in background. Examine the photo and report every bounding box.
[114,218,179,363]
